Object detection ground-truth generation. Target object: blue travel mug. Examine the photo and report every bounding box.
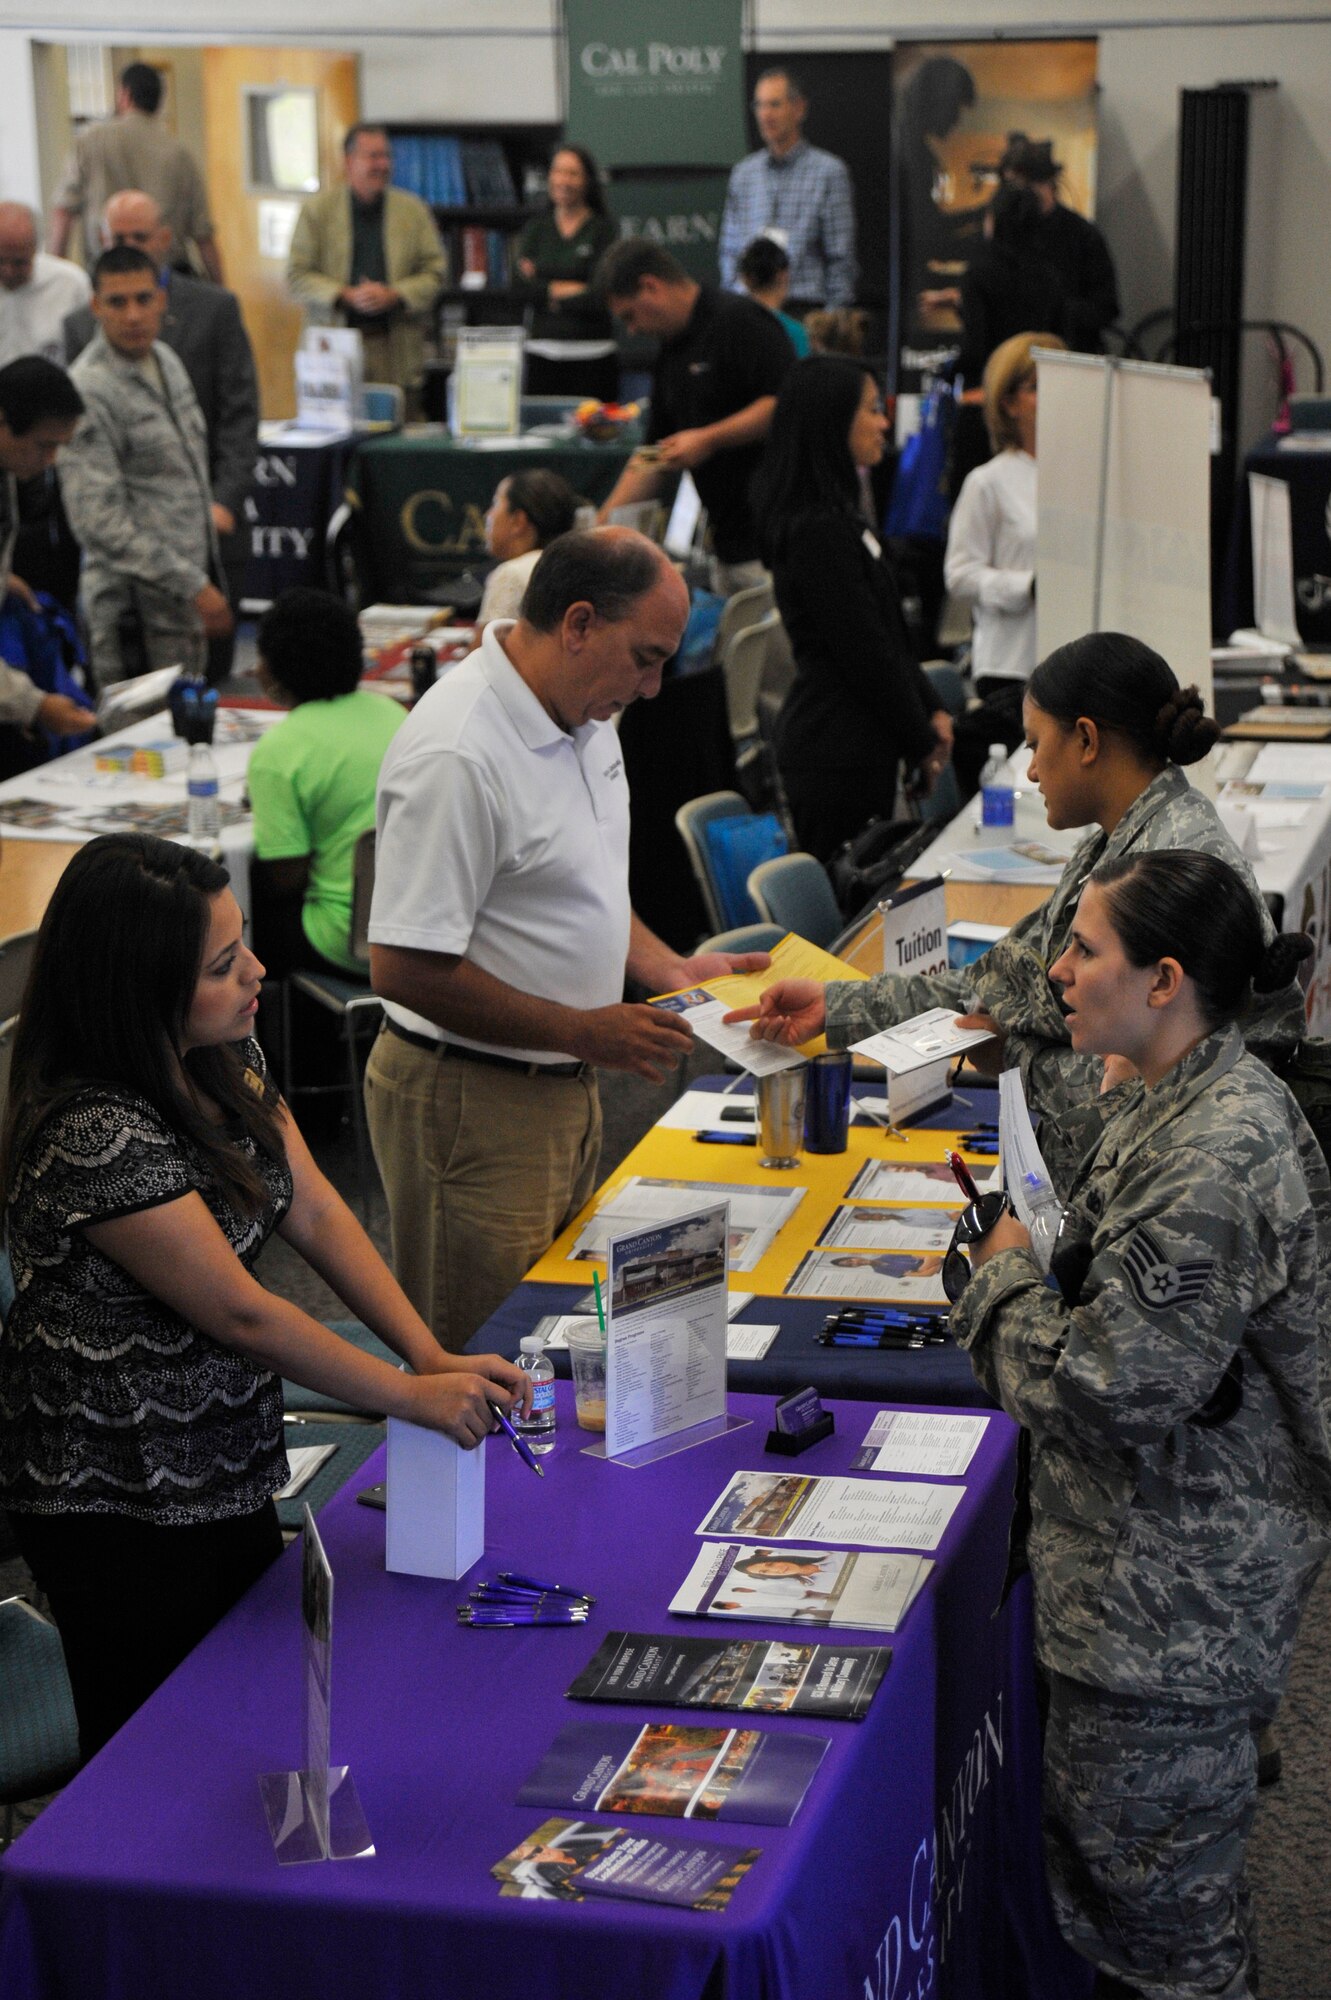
[804,1051,853,1153]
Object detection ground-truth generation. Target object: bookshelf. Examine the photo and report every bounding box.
[383,121,561,308]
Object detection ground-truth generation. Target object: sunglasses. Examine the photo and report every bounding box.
[942,1191,1012,1303]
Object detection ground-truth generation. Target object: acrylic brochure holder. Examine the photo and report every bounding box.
[258,1504,374,1864]
[588,1202,749,1468]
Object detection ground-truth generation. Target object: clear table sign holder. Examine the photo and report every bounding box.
[587,1201,748,1468]
[259,1503,375,1864]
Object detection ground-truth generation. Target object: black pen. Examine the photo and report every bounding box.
[500,1570,596,1604]
[488,1401,544,1477]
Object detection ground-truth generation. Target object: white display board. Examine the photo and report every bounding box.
[1036,349,1213,711]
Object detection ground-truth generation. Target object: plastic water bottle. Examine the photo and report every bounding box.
[979,742,1015,837]
[513,1336,556,1454]
[187,741,220,841]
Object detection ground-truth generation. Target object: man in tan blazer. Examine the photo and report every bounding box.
[287,125,446,412]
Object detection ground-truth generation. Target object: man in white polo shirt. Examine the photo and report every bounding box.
[365,527,770,1351]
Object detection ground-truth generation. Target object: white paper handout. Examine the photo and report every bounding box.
[572,1179,804,1272]
[697,1469,965,1553]
[670,1540,932,1632]
[998,1068,1061,1273]
[605,1202,728,1458]
[817,1205,955,1253]
[850,1007,994,1076]
[648,988,804,1077]
[784,1247,948,1304]
[847,1158,998,1206]
[537,1309,775,1362]
[850,1411,990,1478]
[942,841,1070,886]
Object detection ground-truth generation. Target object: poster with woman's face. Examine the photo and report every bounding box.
[893,38,1100,359]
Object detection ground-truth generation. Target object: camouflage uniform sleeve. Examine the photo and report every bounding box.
[824,967,977,1047]
[60,397,209,602]
[951,1144,1262,1454]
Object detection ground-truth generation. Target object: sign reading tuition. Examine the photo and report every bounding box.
[565,0,745,166]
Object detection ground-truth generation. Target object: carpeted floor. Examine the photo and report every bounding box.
[4,1054,1331,1995]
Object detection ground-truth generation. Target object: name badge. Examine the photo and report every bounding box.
[762,226,789,251]
[862,529,882,560]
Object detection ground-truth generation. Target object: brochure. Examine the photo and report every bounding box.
[517,1720,829,1826]
[847,1158,998,1206]
[697,1469,965,1552]
[817,1205,954,1253]
[671,1541,931,1633]
[784,1247,948,1304]
[850,1411,990,1477]
[850,1006,995,1076]
[493,1816,760,1911]
[649,932,869,1075]
[571,1178,804,1272]
[568,1629,891,1720]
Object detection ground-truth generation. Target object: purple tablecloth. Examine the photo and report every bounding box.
[0,1389,1090,2000]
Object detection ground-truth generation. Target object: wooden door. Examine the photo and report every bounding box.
[202,47,359,418]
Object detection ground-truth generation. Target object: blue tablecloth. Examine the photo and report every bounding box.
[0,1387,1088,2000]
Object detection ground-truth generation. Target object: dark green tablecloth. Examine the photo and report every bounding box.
[350,426,640,598]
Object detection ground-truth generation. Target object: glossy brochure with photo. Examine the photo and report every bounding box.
[492,1816,760,1911]
[671,1540,931,1634]
[568,1629,891,1721]
[517,1720,829,1827]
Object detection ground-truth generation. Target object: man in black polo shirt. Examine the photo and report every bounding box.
[596,239,795,594]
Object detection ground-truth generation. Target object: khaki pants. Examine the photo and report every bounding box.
[364,1027,602,1353]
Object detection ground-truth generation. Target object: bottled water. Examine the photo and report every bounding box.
[979,742,1015,836]
[187,741,220,841]
[513,1335,556,1454]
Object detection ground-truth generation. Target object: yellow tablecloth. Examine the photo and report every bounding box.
[524,1106,989,1298]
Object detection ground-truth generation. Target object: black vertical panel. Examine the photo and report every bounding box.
[1176,86,1250,618]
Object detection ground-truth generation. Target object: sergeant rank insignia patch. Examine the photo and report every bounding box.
[1122,1225,1214,1312]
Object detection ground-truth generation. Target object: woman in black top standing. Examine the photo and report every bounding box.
[0,835,526,1759]
[514,145,619,400]
[753,356,954,862]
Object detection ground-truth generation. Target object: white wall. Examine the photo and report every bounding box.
[4,2,1330,417]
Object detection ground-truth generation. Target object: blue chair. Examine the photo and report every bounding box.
[746,853,843,949]
[674,791,752,934]
[0,1596,80,1847]
[697,923,785,956]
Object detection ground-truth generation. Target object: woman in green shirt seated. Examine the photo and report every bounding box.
[514,144,620,401]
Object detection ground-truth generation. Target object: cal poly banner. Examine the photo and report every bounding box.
[604,174,730,285]
[564,0,745,168]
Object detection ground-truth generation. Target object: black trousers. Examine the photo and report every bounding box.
[14,1500,283,1761]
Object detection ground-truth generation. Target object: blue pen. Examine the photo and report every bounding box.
[500,1570,596,1604]
[487,1401,544,1478]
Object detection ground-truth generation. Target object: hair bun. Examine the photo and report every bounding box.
[1154,684,1219,766]
[1255,930,1314,993]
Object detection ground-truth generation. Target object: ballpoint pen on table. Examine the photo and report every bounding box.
[824,1307,949,1331]
[500,1571,597,1604]
[488,1400,544,1477]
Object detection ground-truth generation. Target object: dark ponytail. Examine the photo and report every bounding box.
[1028,632,1219,767]
[1090,850,1311,1027]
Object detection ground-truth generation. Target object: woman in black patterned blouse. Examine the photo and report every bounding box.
[0,834,528,1759]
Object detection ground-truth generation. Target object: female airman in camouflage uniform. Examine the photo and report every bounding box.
[955,851,1331,2000]
[726,634,1305,1195]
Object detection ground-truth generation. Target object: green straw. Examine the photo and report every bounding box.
[593,1271,607,1337]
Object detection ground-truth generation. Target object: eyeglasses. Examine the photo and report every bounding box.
[941,1191,1011,1304]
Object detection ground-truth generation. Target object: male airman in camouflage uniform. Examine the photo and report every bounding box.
[951,1021,1331,1997]
[823,764,1306,1193]
[61,245,228,686]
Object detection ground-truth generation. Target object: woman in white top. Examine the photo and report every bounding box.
[477,468,579,627]
[945,330,1064,788]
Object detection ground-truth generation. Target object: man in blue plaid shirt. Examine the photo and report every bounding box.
[718,69,857,309]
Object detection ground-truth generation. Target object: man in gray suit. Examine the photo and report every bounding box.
[65,191,258,678]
